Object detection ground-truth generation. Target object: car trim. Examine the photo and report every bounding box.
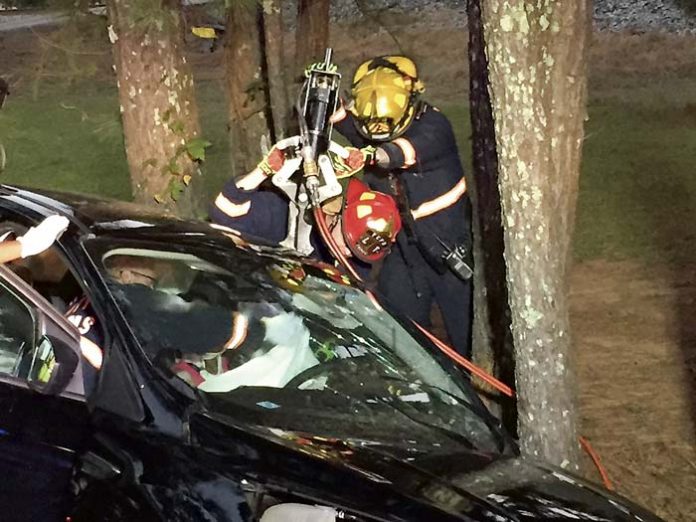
[0,265,86,402]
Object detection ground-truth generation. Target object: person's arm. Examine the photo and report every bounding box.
[373,107,460,171]
[0,215,69,264]
[209,138,302,242]
[330,105,368,148]
[0,241,22,264]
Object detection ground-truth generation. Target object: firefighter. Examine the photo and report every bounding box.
[331,55,473,358]
[209,139,402,267]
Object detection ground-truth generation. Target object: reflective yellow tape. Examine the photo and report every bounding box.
[329,105,347,123]
[393,138,417,167]
[411,178,467,220]
[214,193,251,218]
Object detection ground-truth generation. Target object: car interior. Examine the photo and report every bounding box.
[0,221,97,395]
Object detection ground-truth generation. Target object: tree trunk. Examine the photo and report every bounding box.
[467,0,517,433]
[261,0,290,140]
[225,2,273,178]
[481,1,589,468]
[294,0,330,71]
[107,0,204,217]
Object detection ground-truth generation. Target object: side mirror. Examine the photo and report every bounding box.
[28,335,79,395]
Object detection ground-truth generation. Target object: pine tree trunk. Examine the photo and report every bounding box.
[107,0,204,217]
[468,0,517,433]
[481,0,589,468]
[261,0,290,140]
[225,2,273,178]
[294,0,330,71]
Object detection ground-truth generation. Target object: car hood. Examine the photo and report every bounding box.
[191,413,662,522]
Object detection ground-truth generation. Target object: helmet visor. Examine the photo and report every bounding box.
[364,117,396,139]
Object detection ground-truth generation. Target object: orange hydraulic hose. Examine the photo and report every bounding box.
[412,321,514,398]
[579,436,614,491]
[312,200,612,490]
[312,206,364,283]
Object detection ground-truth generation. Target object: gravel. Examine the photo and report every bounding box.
[3,0,695,34]
[593,0,696,33]
[287,0,696,34]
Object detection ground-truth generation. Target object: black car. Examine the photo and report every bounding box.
[0,184,663,522]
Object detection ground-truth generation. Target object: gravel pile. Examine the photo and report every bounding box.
[287,0,696,34]
[594,0,696,33]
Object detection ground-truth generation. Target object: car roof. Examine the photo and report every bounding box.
[0,184,198,231]
[0,183,306,265]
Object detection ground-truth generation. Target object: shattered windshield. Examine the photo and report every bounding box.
[87,235,502,456]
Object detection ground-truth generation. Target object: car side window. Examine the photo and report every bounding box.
[0,282,36,377]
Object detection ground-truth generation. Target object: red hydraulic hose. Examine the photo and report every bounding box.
[412,321,514,398]
[579,436,614,491]
[312,202,612,490]
[312,206,364,283]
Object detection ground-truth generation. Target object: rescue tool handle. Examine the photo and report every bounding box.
[299,47,341,197]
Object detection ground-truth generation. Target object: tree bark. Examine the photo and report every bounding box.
[225,2,273,178]
[481,0,589,468]
[467,0,517,434]
[107,0,204,217]
[261,0,290,140]
[294,0,330,71]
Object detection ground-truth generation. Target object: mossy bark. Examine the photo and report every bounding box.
[225,2,273,178]
[107,0,204,217]
[481,0,589,468]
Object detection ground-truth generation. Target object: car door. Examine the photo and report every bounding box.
[0,265,91,522]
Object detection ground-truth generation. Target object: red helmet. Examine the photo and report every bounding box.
[341,179,401,262]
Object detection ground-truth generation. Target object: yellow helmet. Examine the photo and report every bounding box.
[351,56,425,141]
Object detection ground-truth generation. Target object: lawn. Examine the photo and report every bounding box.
[1,78,695,263]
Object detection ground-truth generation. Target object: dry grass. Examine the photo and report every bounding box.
[571,260,696,521]
[590,31,696,82]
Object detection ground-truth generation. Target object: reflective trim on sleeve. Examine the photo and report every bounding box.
[214,193,251,218]
[329,105,347,124]
[225,313,249,351]
[411,178,467,220]
[393,137,417,167]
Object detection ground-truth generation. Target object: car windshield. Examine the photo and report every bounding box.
[86,234,502,456]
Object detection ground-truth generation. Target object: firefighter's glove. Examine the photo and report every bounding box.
[304,62,338,78]
[257,147,285,177]
[360,146,378,166]
[330,147,366,179]
[257,136,302,178]
[17,215,69,258]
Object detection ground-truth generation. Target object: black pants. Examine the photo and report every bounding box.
[378,244,473,359]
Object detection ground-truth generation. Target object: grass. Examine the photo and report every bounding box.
[0,81,232,202]
[1,78,695,264]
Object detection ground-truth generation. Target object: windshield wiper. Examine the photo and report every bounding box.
[371,394,486,454]
[380,376,508,454]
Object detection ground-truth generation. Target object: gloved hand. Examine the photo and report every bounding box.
[257,136,302,178]
[330,146,372,179]
[17,215,69,258]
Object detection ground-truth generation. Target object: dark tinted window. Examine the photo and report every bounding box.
[0,283,35,377]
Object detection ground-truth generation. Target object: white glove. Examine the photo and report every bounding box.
[17,215,70,258]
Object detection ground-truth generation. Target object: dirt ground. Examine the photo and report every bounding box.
[571,260,696,521]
